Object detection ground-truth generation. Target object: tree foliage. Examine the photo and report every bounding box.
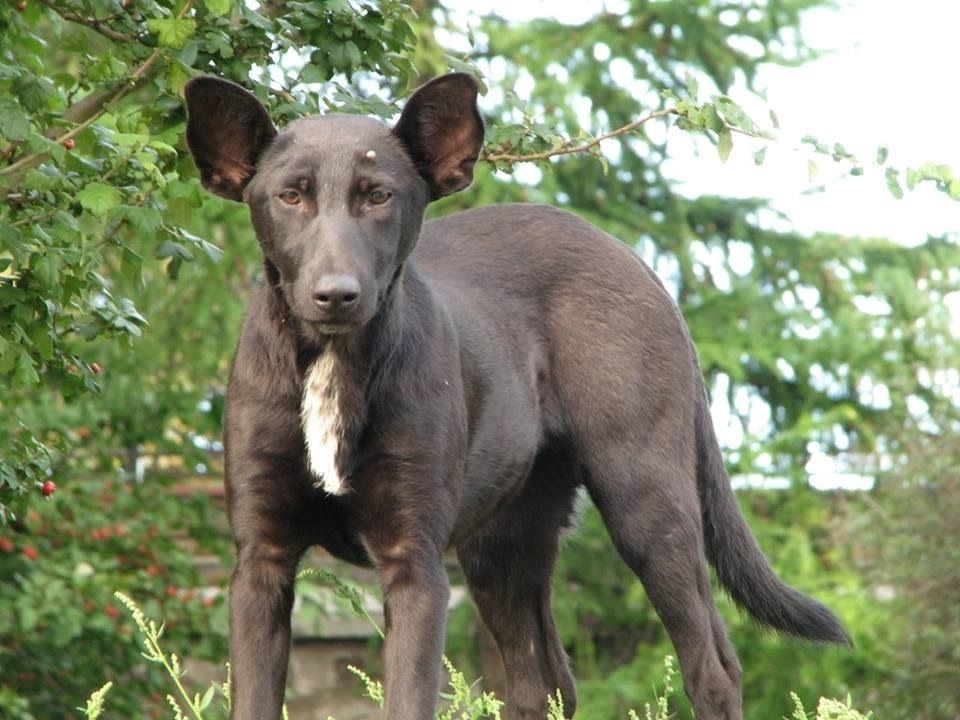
[856,436,960,719]
[0,0,422,520]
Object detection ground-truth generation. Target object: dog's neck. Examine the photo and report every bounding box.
[267,260,429,495]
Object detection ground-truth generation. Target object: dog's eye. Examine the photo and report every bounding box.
[368,189,392,206]
[278,189,301,205]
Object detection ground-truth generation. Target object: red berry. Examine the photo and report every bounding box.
[42,480,56,497]
[23,545,38,561]
[104,604,120,619]
[90,362,102,374]
[166,585,178,598]
[16,1,26,11]
[67,364,78,374]
[0,537,13,552]
[63,138,76,150]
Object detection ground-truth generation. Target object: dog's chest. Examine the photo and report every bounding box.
[301,354,348,495]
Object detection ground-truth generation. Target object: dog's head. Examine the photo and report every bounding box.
[184,74,483,334]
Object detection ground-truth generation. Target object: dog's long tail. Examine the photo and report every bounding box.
[695,386,852,645]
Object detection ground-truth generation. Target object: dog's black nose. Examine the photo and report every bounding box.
[312,274,361,309]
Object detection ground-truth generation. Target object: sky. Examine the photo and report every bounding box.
[670,0,960,245]
[456,0,959,245]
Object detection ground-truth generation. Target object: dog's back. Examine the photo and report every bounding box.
[417,201,698,446]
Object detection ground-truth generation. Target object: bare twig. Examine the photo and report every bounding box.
[482,107,677,165]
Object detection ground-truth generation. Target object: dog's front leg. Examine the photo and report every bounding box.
[376,546,451,719]
[228,540,302,720]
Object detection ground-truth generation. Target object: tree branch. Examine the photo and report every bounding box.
[38,0,136,43]
[41,0,137,42]
[482,107,678,165]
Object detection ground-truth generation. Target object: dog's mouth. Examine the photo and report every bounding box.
[295,306,375,335]
[308,319,361,335]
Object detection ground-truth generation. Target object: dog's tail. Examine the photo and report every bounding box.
[694,386,851,645]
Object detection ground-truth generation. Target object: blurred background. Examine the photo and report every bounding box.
[1,0,958,718]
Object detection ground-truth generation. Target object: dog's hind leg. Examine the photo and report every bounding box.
[582,435,742,720]
[457,444,580,720]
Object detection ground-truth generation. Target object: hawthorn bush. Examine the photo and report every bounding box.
[0,471,228,719]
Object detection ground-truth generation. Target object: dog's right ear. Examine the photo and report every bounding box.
[184,77,277,202]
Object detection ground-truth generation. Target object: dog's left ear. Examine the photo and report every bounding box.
[394,73,484,199]
[185,77,277,202]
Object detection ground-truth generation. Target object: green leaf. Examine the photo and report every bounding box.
[753,146,767,166]
[885,167,904,200]
[14,350,39,386]
[715,96,755,133]
[13,73,54,113]
[204,0,234,16]
[167,61,192,95]
[876,145,889,165]
[344,41,362,67]
[717,127,733,163]
[905,167,920,190]
[199,241,223,263]
[121,246,144,287]
[199,685,216,711]
[77,182,124,217]
[807,159,818,181]
[178,39,199,66]
[147,18,197,49]
[28,324,53,361]
[156,240,193,261]
[0,336,12,374]
[0,98,31,141]
[121,206,163,233]
[31,253,58,287]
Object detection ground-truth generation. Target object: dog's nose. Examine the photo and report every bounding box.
[312,274,361,310]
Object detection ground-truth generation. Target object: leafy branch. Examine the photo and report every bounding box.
[37,0,137,43]
[483,108,678,165]
[481,84,960,205]
[0,0,195,181]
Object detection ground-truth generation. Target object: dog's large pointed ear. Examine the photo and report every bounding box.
[184,77,277,202]
[393,73,484,200]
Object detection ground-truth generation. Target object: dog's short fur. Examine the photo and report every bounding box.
[185,73,850,720]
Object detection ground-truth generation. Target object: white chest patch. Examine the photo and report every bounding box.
[301,353,347,495]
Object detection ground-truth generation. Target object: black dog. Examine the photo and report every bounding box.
[184,73,849,720]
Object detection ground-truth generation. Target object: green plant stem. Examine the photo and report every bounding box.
[144,633,205,720]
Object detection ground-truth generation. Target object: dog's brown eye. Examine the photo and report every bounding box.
[278,189,301,205]
[368,188,392,206]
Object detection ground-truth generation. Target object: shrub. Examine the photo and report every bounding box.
[0,472,228,719]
